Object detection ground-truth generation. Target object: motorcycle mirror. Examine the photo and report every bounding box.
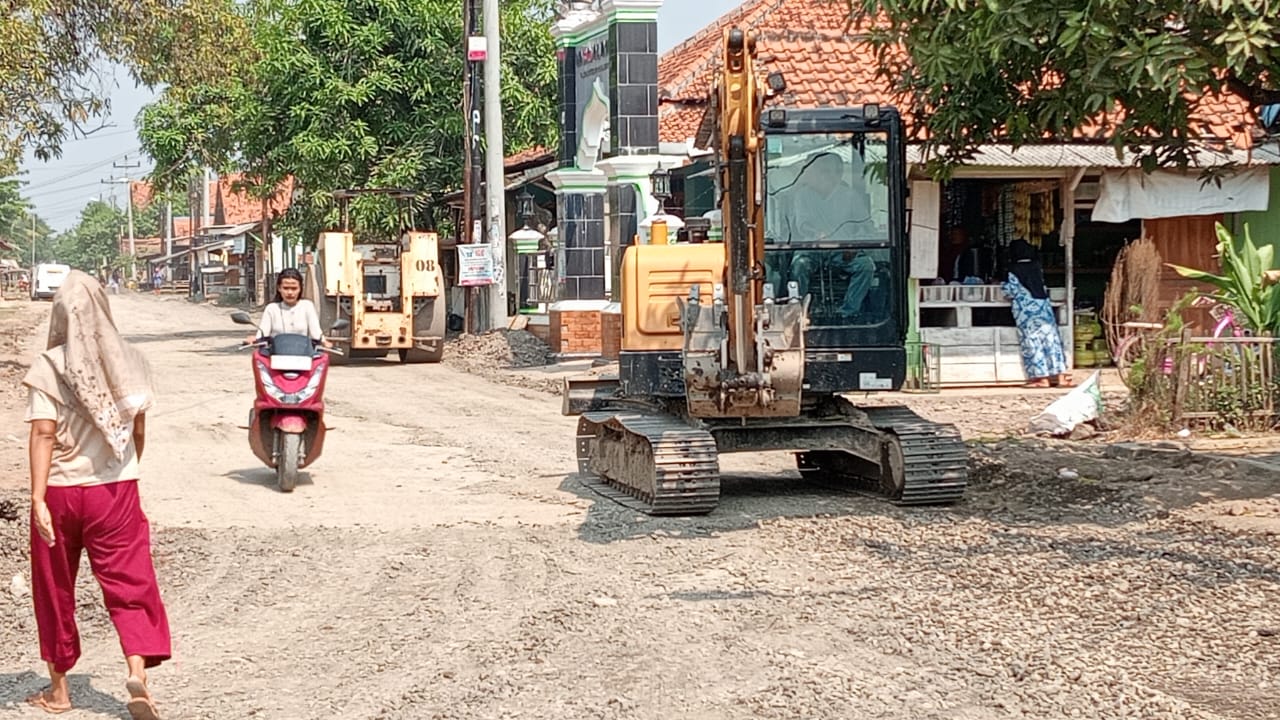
[231,311,253,325]
[331,318,351,332]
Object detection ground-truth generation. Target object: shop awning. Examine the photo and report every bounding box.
[1092,167,1271,222]
[149,247,194,263]
[907,143,1269,168]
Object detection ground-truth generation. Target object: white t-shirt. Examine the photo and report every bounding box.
[26,387,141,488]
[257,299,323,340]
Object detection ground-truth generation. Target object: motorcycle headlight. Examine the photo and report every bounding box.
[256,361,288,402]
[294,367,324,402]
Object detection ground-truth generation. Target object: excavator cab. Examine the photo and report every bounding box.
[760,107,908,392]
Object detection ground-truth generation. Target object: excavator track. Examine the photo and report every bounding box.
[576,411,720,515]
[798,405,968,505]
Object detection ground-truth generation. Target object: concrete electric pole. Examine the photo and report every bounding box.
[483,0,508,330]
[110,156,142,277]
[463,0,484,333]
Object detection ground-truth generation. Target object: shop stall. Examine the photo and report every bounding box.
[914,178,1076,385]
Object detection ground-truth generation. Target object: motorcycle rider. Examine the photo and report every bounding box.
[244,269,333,348]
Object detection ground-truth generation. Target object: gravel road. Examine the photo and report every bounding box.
[0,294,1276,719]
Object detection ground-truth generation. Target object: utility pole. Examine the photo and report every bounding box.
[483,0,508,329]
[164,197,173,278]
[462,0,485,332]
[106,157,141,279]
[203,167,213,230]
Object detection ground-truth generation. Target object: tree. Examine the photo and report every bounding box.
[138,0,559,241]
[0,178,56,264]
[854,0,1280,172]
[54,200,126,272]
[0,0,251,176]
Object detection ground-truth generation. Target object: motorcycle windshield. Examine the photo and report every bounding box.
[269,333,314,357]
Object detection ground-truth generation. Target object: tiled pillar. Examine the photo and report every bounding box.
[604,0,662,155]
[547,169,609,357]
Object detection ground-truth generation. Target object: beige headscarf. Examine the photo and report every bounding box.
[22,270,154,460]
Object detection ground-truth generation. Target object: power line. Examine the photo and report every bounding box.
[21,147,142,191]
[23,180,112,201]
[60,128,139,145]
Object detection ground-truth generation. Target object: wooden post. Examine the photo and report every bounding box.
[1173,327,1194,423]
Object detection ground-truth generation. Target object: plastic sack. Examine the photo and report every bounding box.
[1028,371,1103,436]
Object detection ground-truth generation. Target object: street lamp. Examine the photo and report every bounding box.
[516,187,537,226]
[641,166,683,245]
[649,166,671,212]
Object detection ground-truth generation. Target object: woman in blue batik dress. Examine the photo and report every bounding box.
[1002,239,1073,388]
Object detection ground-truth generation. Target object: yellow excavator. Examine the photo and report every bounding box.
[563,28,968,514]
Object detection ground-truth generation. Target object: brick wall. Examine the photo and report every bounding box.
[600,309,622,360]
[550,309,603,356]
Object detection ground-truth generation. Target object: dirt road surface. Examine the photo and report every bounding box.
[1,293,1278,719]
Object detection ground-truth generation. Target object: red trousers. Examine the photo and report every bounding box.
[30,480,171,673]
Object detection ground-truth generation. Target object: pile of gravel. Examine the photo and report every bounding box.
[444,330,551,370]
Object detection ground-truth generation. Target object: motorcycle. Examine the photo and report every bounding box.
[231,311,347,492]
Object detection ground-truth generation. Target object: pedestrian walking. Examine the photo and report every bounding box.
[23,270,169,719]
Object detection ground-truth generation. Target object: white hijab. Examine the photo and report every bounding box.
[22,270,154,460]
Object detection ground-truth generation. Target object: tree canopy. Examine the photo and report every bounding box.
[0,179,55,263]
[138,0,559,240]
[855,0,1280,171]
[0,0,250,177]
[53,200,126,272]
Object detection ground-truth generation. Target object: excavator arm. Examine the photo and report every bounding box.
[717,28,765,373]
[678,28,807,419]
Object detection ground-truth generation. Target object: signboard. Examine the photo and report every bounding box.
[458,244,495,287]
[467,36,487,61]
[573,29,610,169]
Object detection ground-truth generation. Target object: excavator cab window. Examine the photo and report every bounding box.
[764,131,894,328]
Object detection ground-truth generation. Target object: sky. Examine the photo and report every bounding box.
[20,0,748,233]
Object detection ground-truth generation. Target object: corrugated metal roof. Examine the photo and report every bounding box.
[907,143,1279,168]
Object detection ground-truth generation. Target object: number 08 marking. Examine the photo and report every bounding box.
[415,259,436,272]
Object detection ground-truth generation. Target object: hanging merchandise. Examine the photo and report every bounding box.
[1027,192,1046,248]
[1013,187,1032,242]
[1039,191,1056,236]
[997,186,1015,247]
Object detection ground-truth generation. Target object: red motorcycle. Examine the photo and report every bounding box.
[232,312,346,492]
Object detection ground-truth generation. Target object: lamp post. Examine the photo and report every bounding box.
[516,187,537,227]
[509,187,546,313]
[643,166,681,245]
[649,165,671,213]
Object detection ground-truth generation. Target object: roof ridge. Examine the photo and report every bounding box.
[661,0,790,101]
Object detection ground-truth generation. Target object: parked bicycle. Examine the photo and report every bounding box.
[1111,297,1244,384]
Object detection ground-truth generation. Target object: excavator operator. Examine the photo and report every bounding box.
[774,152,876,320]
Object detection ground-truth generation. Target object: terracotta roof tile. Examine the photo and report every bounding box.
[657,0,1257,148]
[505,145,554,170]
[214,174,294,226]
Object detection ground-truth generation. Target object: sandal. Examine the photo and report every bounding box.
[126,676,161,720]
[26,689,72,715]
[1023,380,1051,388]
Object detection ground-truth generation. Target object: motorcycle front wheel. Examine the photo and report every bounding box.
[276,432,301,493]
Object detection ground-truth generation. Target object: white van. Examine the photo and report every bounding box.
[32,263,71,300]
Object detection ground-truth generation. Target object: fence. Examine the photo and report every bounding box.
[903,342,942,394]
[1158,331,1278,425]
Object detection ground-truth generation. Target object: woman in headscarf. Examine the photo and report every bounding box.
[1002,239,1073,388]
[23,270,169,719]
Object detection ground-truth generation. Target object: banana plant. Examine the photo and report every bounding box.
[1168,222,1279,335]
